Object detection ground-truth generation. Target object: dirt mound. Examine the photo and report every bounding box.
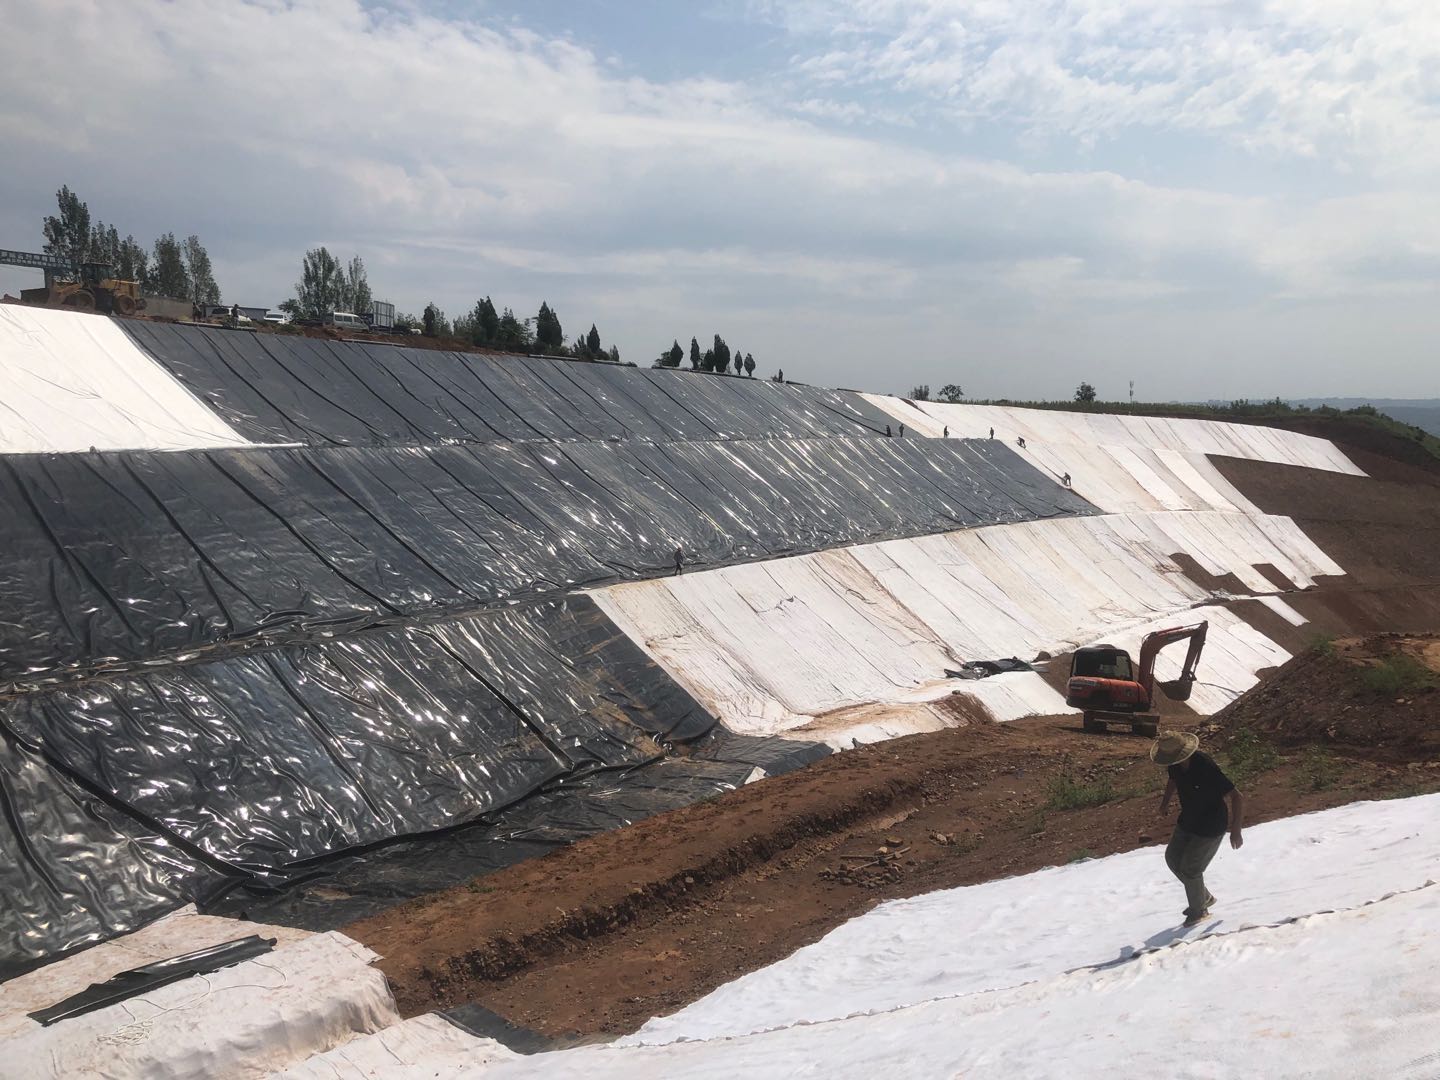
[1210,635,1440,760]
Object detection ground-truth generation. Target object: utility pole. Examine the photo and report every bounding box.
[1129,380,1135,405]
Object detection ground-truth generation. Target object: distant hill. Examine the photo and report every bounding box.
[1290,399,1440,438]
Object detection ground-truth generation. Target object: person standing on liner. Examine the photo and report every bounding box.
[673,545,684,576]
[1152,731,1243,927]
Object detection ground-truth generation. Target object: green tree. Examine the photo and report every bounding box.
[116,234,148,284]
[608,344,620,363]
[535,302,564,351]
[689,336,701,369]
[496,307,531,349]
[291,247,344,320]
[711,334,731,373]
[88,222,119,269]
[910,384,930,400]
[586,324,602,357]
[662,339,683,367]
[702,348,715,370]
[478,297,499,343]
[148,232,192,299]
[452,310,475,341]
[938,383,964,402]
[182,234,221,305]
[341,255,370,316]
[421,302,453,338]
[1075,381,1097,403]
[744,353,755,377]
[42,185,92,271]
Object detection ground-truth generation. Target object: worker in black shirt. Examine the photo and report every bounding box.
[1151,731,1244,927]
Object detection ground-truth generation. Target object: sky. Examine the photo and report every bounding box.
[2,0,1439,400]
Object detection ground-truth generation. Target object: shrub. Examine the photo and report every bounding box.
[1294,747,1344,792]
[1359,653,1437,695]
[1043,774,1117,811]
[1224,728,1281,785]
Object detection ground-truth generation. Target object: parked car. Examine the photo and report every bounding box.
[325,312,369,332]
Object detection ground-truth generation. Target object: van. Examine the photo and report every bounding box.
[325,312,368,332]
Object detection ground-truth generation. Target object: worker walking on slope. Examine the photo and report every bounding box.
[1152,731,1244,927]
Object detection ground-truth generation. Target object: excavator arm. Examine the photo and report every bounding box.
[1136,620,1208,702]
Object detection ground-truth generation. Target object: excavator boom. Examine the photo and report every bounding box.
[1136,620,1208,700]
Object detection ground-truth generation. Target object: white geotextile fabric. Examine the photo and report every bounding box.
[271,1014,515,1079]
[0,305,249,452]
[381,795,1440,1079]
[0,912,398,1080]
[863,396,1363,514]
[630,793,1440,1044]
[498,888,1440,1079]
[593,511,1336,741]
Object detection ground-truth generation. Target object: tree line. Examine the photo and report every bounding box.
[40,186,221,305]
[908,383,964,401]
[38,188,769,375]
[395,297,621,362]
[655,335,758,377]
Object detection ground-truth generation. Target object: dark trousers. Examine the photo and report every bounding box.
[1165,826,1223,916]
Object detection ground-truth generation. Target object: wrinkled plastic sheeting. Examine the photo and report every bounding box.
[121,320,897,446]
[0,729,212,980]
[217,743,806,931]
[1,596,711,878]
[0,438,1095,682]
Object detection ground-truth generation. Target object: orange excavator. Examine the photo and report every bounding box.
[1065,620,1208,736]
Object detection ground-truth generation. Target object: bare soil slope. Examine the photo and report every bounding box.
[1211,635,1440,760]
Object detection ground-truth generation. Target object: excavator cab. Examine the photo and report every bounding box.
[1067,621,1208,735]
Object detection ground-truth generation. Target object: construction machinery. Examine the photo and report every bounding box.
[2,248,148,315]
[1065,620,1209,736]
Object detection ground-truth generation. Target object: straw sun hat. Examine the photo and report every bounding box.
[1149,730,1200,766]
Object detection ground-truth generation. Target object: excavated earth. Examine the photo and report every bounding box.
[346,434,1440,1038]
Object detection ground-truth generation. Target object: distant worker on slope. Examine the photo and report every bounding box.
[989,427,994,439]
[1062,472,1071,487]
[1016,436,1026,449]
[673,545,684,576]
[943,426,949,438]
[1152,731,1243,927]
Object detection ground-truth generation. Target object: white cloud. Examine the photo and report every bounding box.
[0,0,1436,397]
[754,0,1440,175]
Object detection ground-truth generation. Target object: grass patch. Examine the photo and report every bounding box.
[1222,727,1282,786]
[1043,774,1118,811]
[1359,653,1437,695]
[1293,747,1345,793]
[1068,849,1097,863]
[1309,633,1336,658]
